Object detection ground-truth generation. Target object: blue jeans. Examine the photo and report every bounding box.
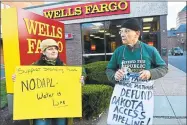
[33,118,66,125]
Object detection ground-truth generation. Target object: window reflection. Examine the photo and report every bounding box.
[82,22,105,54]
[105,20,124,53]
[81,17,160,64]
[142,17,160,47]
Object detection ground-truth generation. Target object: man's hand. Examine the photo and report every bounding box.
[114,69,125,81]
[139,70,151,80]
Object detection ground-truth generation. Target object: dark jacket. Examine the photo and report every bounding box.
[32,55,64,66]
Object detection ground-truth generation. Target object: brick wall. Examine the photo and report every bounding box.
[167,32,186,51]
[65,24,82,66]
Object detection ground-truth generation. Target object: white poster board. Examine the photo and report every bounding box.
[107,75,154,125]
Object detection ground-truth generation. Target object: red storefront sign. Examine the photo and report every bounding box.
[2,8,66,93]
[43,1,130,21]
[17,9,66,65]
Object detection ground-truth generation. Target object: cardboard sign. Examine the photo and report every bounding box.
[2,8,66,93]
[107,77,154,125]
[13,66,82,120]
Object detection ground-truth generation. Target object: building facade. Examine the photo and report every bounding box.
[168,25,186,51]
[24,1,168,65]
[168,5,186,51]
[176,6,186,29]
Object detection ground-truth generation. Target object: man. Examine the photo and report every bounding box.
[106,18,168,83]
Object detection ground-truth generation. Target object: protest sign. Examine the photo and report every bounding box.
[13,66,82,120]
[2,8,66,93]
[107,74,154,125]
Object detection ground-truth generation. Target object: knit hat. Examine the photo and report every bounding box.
[121,18,141,31]
[40,39,58,52]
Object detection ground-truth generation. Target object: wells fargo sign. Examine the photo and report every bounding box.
[2,8,66,93]
[43,1,130,21]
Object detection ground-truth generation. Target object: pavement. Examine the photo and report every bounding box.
[97,64,186,125]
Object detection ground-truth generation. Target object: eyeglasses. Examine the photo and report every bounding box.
[119,28,132,35]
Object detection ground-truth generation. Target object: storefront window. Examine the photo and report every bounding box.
[142,17,160,47]
[82,22,105,54]
[105,20,122,54]
[82,22,105,64]
[81,16,160,64]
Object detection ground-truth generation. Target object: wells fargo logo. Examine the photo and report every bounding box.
[2,8,66,93]
[43,1,130,21]
[23,18,64,54]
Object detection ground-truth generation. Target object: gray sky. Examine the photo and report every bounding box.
[45,2,186,30]
[167,2,186,30]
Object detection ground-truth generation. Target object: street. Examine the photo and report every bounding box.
[168,51,186,73]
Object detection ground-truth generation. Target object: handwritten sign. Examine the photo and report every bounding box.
[107,74,154,125]
[13,66,82,120]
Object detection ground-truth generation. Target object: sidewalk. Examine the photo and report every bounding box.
[97,64,186,125]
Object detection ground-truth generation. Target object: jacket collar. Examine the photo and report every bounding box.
[126,41,140,50]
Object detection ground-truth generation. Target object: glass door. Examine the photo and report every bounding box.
[81,22,105,64]
[141,17,160,49]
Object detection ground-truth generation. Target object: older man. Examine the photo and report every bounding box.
[106,18,168,83]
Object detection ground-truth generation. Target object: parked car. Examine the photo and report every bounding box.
[171,47,183,56]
